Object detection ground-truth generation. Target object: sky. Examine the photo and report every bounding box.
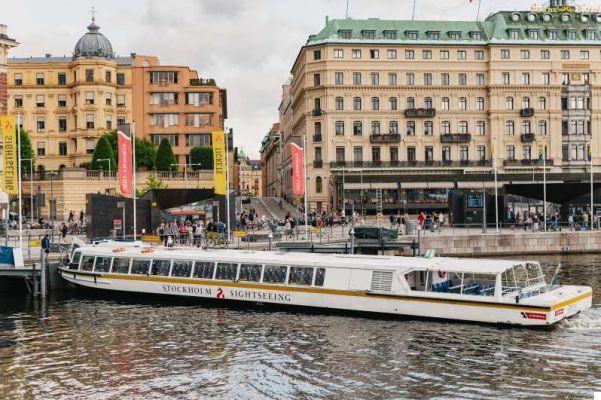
[3,0,601,158]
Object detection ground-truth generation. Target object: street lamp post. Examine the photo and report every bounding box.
[48,171,58,242]
[22,158,34,221]
[97,158,112,193]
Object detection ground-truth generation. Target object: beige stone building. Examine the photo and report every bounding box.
[7,20,132,170]
[237,150,262,197]
[260,122,281,197]
[0,25,18,116]
[288,2,601,214]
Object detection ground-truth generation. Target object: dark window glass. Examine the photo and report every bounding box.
[94,257,111,273]
[81,256,94,271]
[72,251,81,265]
[193,262,215,279]
[239,264,262,282]
[117,73,125,85]
[315,268,326,286]
[172,260,193,277]
[288,267,314,286]
[112,258,130,274]
[152,259,171,276]
[215,263,237,281]
[131,259,151,275]
[263,265,288,284]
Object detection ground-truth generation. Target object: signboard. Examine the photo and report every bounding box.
[141,235,161,243]
[0,116,17,195]
[29,240,41,248]
[117,125,133,196]
[309,227,321,234]
[113,219,122,230]
[212,130,227,195]
[466,194,483,209]
[232,231,247,238]
[291,143,305,196]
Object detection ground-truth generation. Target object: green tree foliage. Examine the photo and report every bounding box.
[136,173,167,198]
[189,146,213,170]
[103,130,156,171]
[18,129,34,173]
[155,139,177,172]
[90,136,116,171]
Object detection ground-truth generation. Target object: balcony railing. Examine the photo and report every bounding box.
[312,109,322,117]
[370,133,401,143]
[330,160,491,169]
[520,108,535,117]
[440,134,471,143]
[313,133,322,142]
[520,133,535,142]
[313,160,323,168]
[189,78,216,86]
[405,108,436,118]
[503,159,554,167]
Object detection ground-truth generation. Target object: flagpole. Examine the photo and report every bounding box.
[591,146,594,230]
[132,121,137,241]
[303,134,309,237]
[17,114,22,248]
[493,137,499,232]
[225,129,231,238]
[543,145,547,231]
[411,0,416,20]
[476,0,483,21]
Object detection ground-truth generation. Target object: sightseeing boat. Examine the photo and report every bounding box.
[58,242,592,327]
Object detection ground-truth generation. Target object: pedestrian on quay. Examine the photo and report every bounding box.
[68,210,74,223]
[41,234,50,259]
[79,210,84,224]
[60,223,68,243]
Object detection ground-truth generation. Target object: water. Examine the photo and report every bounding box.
[0,254,600,399]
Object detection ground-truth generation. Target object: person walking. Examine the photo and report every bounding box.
[41,234,50,260]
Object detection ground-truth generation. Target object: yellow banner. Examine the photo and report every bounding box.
[0,116,17,195]
[212,130,226,195]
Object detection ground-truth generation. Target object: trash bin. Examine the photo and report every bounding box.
[405,221,417,235]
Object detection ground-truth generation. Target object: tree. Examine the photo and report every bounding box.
[189,146,213,170]
[155,138,177,171]
[136,173,167,198]
[102,130,156,171]
[90,136,116,171]
[19,129,34,173]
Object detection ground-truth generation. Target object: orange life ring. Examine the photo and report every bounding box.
[113,248,125,253]
[141,248,154,254]
[438,271,446,279]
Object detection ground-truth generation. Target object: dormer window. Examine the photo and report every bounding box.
[384,30,397,40]
[339,30,352,39]
[509,29,520,40]
[586,29,597,40]
[471,31,483,40]
[528,29,540,40]
[362,30,376,39]
[406,30,418,40]
[566,29,577,40]
[548,29,558,40]
[427,31,440,40]
[449,31,462,40]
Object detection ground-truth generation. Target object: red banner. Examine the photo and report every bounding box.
[117,126,133,196]
[291,143,304,196]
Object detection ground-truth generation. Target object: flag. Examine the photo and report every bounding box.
[117,124,133,196]
[0,116,17,195]
[538,145,544,161]
[291,143,305,196]
[212,130,227,195]
[588,145,592,161]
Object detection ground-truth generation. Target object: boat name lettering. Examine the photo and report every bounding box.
[521,311,547,320]
[228,289,291,302]
[162,285,213,295]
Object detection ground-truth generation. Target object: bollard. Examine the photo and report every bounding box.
[268,232,273,251]
[40,248,47,298]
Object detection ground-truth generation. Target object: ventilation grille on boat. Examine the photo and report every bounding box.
[370,270,393,292]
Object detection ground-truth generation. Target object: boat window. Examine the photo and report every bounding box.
[72,251,82,265]
[239,264,262,282]
[94,257,112,273]
[131,259,151,275]
[314,268,326,286]
[459,273,496,296]
[152,259,171,276]
[263,265,288,284]
[288,267,314,286]
[502,263,546,297]
[172,260,193,277]
[112,258,130,274]
[81,256,95,271]
[193,262,215,279]
[215,263,238,281]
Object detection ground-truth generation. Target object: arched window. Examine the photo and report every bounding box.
[316,177,323,193]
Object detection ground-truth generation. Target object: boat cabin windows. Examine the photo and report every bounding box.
[263,265,288,284]
[112,258,131,274]
[289,267,314,286]
[193,262,214,279]
[131,259,151,275]
[404,270,496,296]
[501,263,546,297]
[81,256,95,271]
[239,264,262,282]
[71,251,82,268]
[172,260,193,277]
[152,260,172,276]
[314,268,326,286]
[216,263,238,281]
[94,257,112,273]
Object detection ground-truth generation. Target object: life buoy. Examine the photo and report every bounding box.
[112,248,125,253]
[438,271,447,278]
[141,248,154,254]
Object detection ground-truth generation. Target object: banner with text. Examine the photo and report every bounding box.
[212,130,227,195]
[117,125,133,196]
[0,116,17,195]
[291,143,305,196]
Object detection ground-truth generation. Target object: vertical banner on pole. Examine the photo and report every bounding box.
[212,130,227,195]
[291,143,305,196]
[0,116,17,195]
[117,124,133,196]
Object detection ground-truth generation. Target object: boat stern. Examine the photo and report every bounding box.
[546,285,593,324]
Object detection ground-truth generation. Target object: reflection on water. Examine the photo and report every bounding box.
[0,254,600,399]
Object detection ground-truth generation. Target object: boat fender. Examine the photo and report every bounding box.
[438,271,446,279]
[515,295,520,304]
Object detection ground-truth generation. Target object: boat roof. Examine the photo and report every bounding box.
[75,244,531,274]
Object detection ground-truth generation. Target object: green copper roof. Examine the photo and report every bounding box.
[306,8,601,45]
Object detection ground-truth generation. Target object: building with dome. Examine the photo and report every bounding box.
[0,24,18,116]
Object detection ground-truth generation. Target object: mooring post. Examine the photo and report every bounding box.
[40,248,47,298]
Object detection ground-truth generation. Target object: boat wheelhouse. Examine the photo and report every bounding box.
[59,243,592,327]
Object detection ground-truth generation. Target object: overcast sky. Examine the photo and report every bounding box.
[3,0,601,157]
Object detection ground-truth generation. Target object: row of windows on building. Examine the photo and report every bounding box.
[33,114,127,133]
[13,92,127,109]
[314,70,577,87]
[13,70,126,86]
[149,113,214,128]
[35,139,96,157]
[149,92,214,106]
[150,133,212,147]
[316,46,599,62]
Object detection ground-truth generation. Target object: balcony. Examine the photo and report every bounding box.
[312,109,322,117]
[370,133,401,143]
[189,78,216,86]
[520,133,535,142]
[520,108,535,117]
[440,134,471,143]
[313,160,323,168]
[405,108,436,118]
[313,133,322,142]
[503,159,554,167]
[329,160,491,169]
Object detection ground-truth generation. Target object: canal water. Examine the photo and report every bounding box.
[0,254,599,399]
